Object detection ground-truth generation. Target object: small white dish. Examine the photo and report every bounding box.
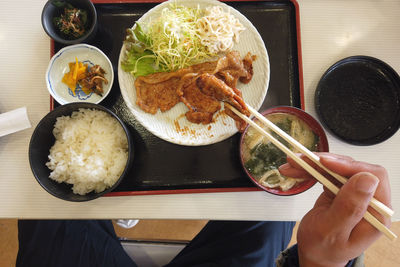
[46,44,114,105]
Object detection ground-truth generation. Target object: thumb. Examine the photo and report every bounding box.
[326,172,379,238]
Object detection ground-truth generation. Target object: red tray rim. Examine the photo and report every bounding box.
[49,0,304,196]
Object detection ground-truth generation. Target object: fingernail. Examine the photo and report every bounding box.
[355,172,379,194]
[320,154,338,161]
[279,163,291,171]
[287,153,302,161]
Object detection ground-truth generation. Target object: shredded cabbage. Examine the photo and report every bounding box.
[122,4,245,77]
[147,4,216,71]
[122,4,217,77]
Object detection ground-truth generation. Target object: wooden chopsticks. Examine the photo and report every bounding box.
[246,106,394,219]
[227,104,397,241]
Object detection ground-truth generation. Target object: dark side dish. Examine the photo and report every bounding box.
[53,3,88,39]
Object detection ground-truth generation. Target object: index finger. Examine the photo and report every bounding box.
[320,155,391,209]
[319,155,387,179]
[287,152,353,173]
[285,153,391,207]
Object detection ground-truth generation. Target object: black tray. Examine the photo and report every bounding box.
[52,0,304,195]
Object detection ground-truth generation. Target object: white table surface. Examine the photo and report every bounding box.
[0,0,399,220]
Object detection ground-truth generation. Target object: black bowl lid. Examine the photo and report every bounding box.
[315,56,400,145]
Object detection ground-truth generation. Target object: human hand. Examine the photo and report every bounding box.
[279,153,392,267]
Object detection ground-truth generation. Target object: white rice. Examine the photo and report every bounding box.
[46,108,129,195]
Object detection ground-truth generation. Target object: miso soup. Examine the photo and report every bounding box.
[242,113,319,191]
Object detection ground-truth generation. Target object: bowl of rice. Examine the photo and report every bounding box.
[29,103,133,201]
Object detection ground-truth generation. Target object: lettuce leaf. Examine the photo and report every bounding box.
[121,23,167,77]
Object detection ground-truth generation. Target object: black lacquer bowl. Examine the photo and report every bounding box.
[29,103,134,201]
[41,0,97,45]
[315,56,400,145]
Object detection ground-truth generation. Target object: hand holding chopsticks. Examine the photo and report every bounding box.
[246,105,394,219]
[227,104,396,241]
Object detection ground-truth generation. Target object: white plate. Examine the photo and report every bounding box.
[46,44,114,105]
[118,0,269,146]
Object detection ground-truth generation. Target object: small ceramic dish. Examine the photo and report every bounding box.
[41,0,97,45]
[28,102,133,202]
[46,44,114,105]
[240,106,329,196]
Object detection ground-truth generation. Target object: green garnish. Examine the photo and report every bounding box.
[245,143,286,176]
[121,23,166,77]
[53,3,88,39]
[121,4,218,77]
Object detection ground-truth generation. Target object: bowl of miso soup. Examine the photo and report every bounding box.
[240,106,329,196]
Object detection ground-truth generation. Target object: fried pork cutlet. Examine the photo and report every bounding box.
[134,51,256,131]
[177,75,221,124]
[196,73,250,131]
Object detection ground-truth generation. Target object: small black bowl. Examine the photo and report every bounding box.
[41,0,97,45]
[29,103,133,201]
